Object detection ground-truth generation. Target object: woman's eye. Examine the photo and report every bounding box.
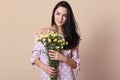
[56,12,60,15]
[63,14,67,17]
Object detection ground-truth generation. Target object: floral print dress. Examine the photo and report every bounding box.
[30,35,80,80]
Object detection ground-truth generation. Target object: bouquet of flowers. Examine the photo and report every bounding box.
[38,32,68,80]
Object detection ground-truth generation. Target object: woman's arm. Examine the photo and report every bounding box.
[34,58,45,69]
[64,56,77,69]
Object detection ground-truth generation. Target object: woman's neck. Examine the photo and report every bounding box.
[55,25,63,34]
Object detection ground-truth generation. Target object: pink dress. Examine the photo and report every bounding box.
[30,35,80,80]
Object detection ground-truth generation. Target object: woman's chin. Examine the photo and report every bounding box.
[56,24,63,27]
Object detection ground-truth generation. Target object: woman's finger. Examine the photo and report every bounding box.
[48,52,54,55]
[48,50,56,53]
[48,53,55,57]
[48,67,57,77]
[49,54,57,60]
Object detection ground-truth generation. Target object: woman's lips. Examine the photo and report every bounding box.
[58,21,63,23]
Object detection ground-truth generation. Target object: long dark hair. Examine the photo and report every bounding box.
[51,1,81,50]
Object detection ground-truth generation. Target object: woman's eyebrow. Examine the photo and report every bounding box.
[56,11,60,13]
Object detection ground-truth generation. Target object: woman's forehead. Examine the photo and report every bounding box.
[55,6,67,14]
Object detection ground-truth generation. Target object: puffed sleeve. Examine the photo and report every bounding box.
[30,35,41,67]
[71,46,80,75]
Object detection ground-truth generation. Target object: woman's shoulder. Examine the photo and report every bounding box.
[36,26,52,35]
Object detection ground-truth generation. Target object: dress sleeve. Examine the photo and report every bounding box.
[30,35,41,67]
[71,46,80,72]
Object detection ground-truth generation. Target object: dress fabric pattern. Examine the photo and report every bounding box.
[30,35,80,80]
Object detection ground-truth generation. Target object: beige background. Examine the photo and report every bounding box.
[0,0,120,80]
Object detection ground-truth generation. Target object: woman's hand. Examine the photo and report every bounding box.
[48,49,77,69]
[42,64,57,78]
[34,58,57,77]
[48,50,66,61]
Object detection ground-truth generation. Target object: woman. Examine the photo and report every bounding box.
[30,1,80,80]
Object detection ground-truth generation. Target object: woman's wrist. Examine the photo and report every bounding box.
[62,56,69,63]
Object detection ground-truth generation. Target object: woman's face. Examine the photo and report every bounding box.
[54,6,67,27]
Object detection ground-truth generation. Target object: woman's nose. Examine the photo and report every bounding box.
[60,15,63,20]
